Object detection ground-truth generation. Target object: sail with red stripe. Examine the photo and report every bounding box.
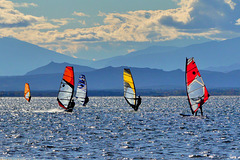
[185,57,209,114]
[57,66,74,110]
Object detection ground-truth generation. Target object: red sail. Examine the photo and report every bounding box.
[57,66,74,110]
[186,57,209,113]
[63,66,74,87]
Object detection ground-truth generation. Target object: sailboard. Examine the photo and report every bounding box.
[185,57,209,116]
[57,66,75,111]
[24,83,31,102]
[76,74,89,106]
[123,68,141,111]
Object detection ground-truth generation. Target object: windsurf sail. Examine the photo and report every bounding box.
[24,83,31,102]
[123,68,141,111]
[185,57,209,115]
[57,66,74,110]
[76,74,89,106]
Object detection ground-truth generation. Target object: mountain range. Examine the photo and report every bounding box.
[0,37,91,76]
[1,62,240,93]
[1,36,240,76]
[91,37,240,71]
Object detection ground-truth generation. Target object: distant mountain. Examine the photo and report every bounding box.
[0,66,185,91]
[0,37,91,76]
[26,61,95,75]
[205,62,240,73]
[91,37,240,72]
[90,45,179,68]
[3,36,240,76]
[1,62,240,92]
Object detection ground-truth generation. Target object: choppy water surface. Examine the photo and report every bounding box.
[0,96,239,159]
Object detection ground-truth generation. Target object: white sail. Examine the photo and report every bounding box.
[76,74,88,106]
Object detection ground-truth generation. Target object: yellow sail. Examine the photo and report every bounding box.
[24,83,31,102]
[123,68,136,106]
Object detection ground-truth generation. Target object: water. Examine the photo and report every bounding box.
[0,96,239,159]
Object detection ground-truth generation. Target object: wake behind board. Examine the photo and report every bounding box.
[180,113,192,117]
[180,113,208,119]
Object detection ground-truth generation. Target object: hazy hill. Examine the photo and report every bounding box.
[1,62,240,92]
[26,61,95,75]
[3,36,240,76]
[0,37,91,76]
[205,62,240,72]
[91,37,240,71]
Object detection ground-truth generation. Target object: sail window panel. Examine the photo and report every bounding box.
[196,76,204,85]
[58,80,73,107]
[125,87,136,105]
[189,88,204,102]
[188,80,204,94]
[191,104,199,112]
[188,81,204,100]
[60,80,72,92]
[25,92,30,98]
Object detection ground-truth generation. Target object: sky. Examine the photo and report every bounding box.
[0,0,240,61]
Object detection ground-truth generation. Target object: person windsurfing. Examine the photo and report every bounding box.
[194,98,204,116]
[132,95,141,111]
[66,99,75,112]
[83,96,89,106]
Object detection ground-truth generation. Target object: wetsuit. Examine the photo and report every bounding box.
[83,96,89,106]
[66,100,75,112]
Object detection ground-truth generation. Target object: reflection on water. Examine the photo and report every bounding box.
[0,96,239,159]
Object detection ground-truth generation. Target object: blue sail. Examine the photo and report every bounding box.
[76,74,89,106]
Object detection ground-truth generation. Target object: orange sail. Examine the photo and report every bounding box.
[24,83,31,102]
[57,66,75,110]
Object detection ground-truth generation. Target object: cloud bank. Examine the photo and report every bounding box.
[0,0,240,59]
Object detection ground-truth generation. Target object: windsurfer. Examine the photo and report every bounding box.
[66,99,75,112]
[137,95,141,106]
[83,96,89,106]
[194,107,203,116]
[133,95,141,111]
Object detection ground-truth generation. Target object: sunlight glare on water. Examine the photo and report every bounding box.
[0,96,239,159]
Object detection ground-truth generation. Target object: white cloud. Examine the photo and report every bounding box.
[224,0,236,10]
[78,20,86,25]
[14,3,38,8]
[0,0,55,29]
[236,19,240,25]
[128,49,136,53]
[51,18,73,26]
[1,0,240,59]
[73,11,89,17]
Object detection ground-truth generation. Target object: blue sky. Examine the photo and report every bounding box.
[1,0,240,61]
